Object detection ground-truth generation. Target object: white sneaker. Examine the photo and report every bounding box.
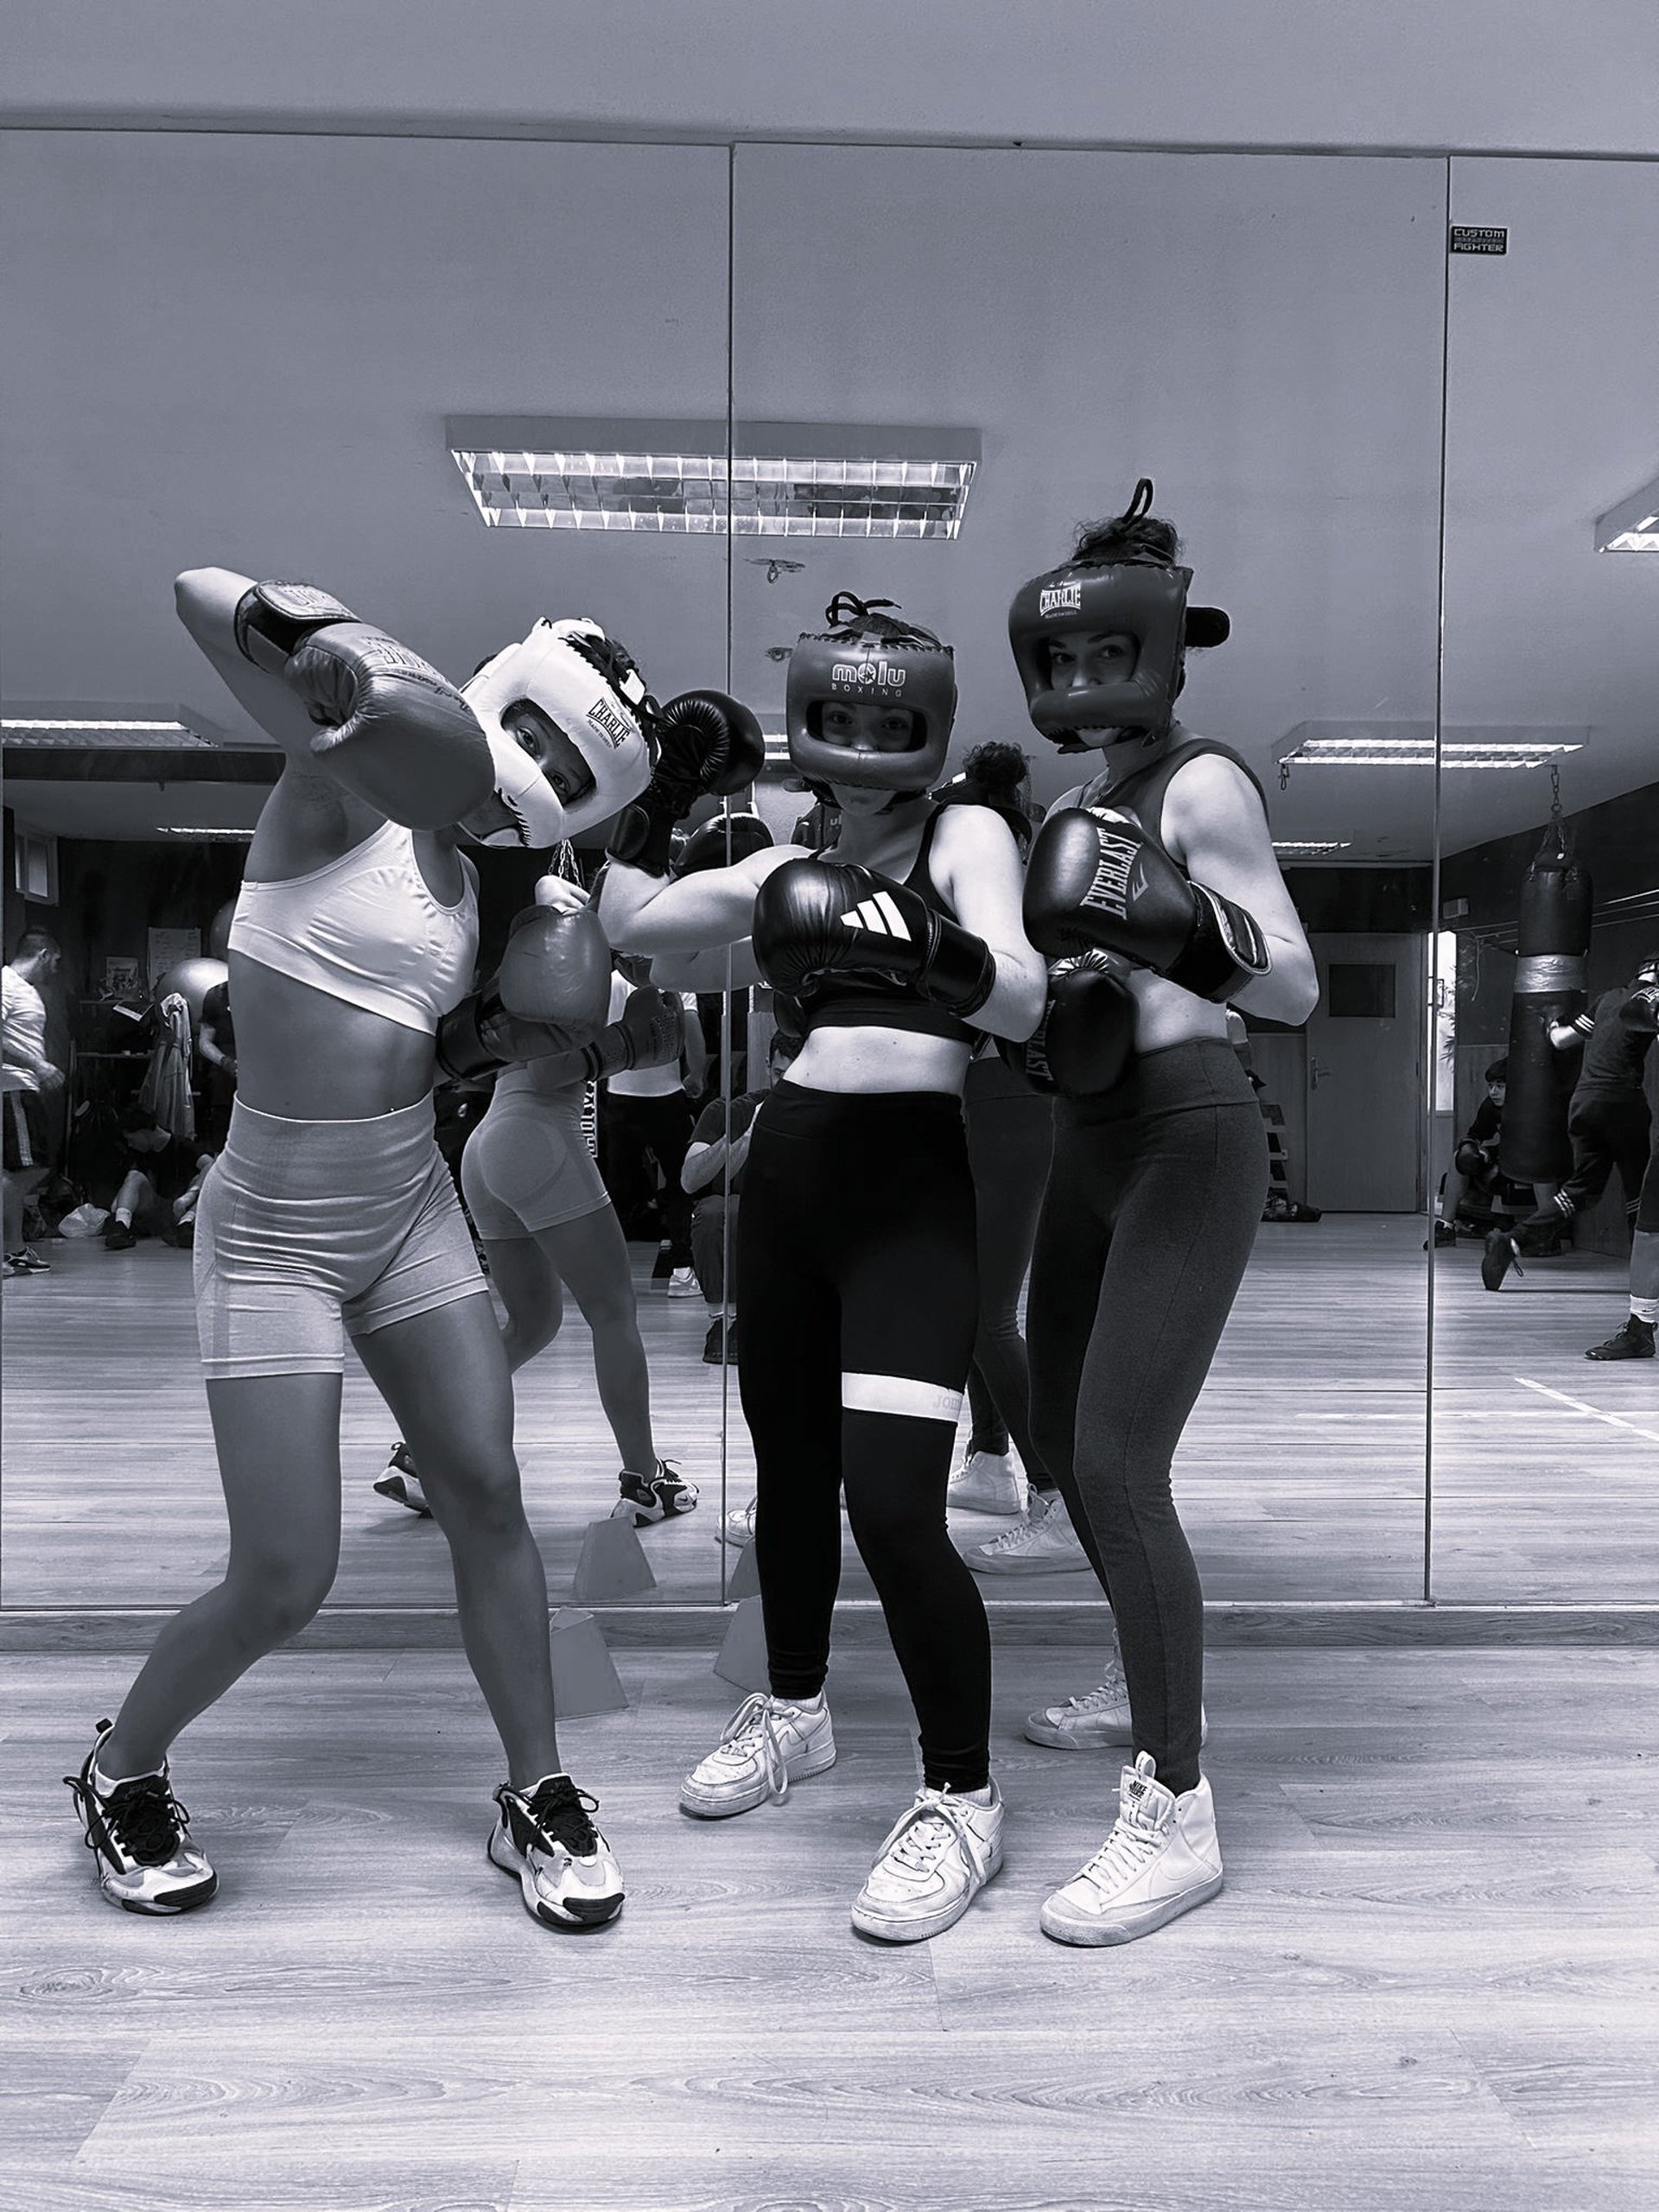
[489,1773,625,1929]
[719,1499,758,1548]
[851,1783,1005,1943]
[949,1448,1026,1517]
[1026,1662,1209,1751]
[1039,1752,1223,1947]
[666,1267,700,1298]
[968,1491,1091,1577]
[679,1692,836,1818]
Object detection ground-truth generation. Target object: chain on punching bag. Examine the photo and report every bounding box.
[1500,783,1592,1185]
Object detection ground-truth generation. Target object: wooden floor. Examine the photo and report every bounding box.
[3,1218,1654,1612]
[3,1641,1656,2209]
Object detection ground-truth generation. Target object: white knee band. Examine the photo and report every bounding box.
[842,1371,965,1424]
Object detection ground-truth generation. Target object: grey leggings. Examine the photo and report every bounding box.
[1027,1040,1267,1797]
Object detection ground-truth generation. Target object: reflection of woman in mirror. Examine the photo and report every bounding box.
[1005,481,1319,1946]
[65,575,655,1932]
[598,594,1046,1944]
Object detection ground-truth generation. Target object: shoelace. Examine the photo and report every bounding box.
[987,1510,1052,1554]
[1075,1801,1169,1897]
[716,1692,799,1800]
[1058,1673,1129,1716]
[65,1770,186,1866]
[882,1792,995,1883]
[519,1777,601,1858]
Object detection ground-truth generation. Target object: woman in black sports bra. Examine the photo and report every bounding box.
[598,596,1046,1945]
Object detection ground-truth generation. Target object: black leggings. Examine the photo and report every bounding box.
[1027,1041,1267,1799]
[1516,1088,1652,1249]
[737,1082,991,1793]
[962,1053,1056,1485]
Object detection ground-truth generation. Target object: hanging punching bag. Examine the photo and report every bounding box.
[1499,820,1592,1185]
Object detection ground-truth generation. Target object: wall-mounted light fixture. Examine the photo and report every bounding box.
[1278,722,1586,772]
[447,418,980,539]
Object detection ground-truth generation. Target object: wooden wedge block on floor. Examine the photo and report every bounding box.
[727,1536,762,1600]
[548,1606,630,1717]
[571,1514,658,1603]
[713,1593,771,1693]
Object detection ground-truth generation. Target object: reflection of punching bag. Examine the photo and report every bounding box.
[207,899,237,962]
[1500,823,1592,1184]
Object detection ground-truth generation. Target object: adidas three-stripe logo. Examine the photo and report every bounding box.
[840,891,913,941]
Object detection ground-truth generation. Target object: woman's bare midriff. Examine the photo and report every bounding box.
[230,954,441,1119]
[784,1024,973,1096]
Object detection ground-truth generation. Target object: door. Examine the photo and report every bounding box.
[1304,933,1427,1212]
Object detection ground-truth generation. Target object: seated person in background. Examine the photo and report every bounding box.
[1434,1058,1535,1246]
[682,1030,799,1365]
[196,979,238,1153]
[104,1106,215,1250]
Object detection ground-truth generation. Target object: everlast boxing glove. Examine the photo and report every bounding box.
[234,581,493,830]
[1024,806,1270,1005]
[504,986,687,1091]
[435,906,612,1082]
[607,690,767,875]
[752,861,995,1018]
[1000,955,1135,1097]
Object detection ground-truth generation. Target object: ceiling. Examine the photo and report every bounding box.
[3,133,1656,864]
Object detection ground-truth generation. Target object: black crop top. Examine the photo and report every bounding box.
[790,806,981,1046]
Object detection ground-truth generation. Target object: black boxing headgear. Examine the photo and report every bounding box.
[1007,479,1230,752]
[786,593,957,793]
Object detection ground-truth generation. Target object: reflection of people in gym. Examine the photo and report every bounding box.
[1589,1136,1658,1360]
[1483,958,1658,1292]
[377,930,697,1524]
[102,1107,214,1250]
[682,1028,800,1371]
[1432,1058,1537,1248]
[595,955,705,1294]
[600,594,1046,1943]
[65,578,652,1931]
[196,978,238,1152]
[3,927,64,1278]
[1005,481,1319,1947]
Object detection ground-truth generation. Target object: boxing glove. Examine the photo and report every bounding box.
[1000,955,1135,1097]
[1024,806,1271,1005]
[435,906,612,1081]
[752,860,995,1018]
[235,581,493,830]
[676,811,774,876]
[1453,1138,1495,1180]
[525,987,688,1090]
[607,690,767,874]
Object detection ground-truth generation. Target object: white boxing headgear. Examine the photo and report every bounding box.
[458,618,654,849]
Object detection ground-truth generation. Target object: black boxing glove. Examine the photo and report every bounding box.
[235,581,493,830]
[753,860,995,1018]
[498,985,687,1090]
[1453,1137,1495,1181]
[676,811,774,876]
[607,690,766,875]
[1000,955,1135,1097]
[435,907,613,1082]
[1024,806,1271,1005]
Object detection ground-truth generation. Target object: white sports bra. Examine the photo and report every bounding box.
[228,820,478,1034]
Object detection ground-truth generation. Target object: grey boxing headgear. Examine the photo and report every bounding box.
[786,593,957,794]
[458,618,655,849]
[1007,479,1230,752]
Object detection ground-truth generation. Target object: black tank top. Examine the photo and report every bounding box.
[1080,738,1267,845]
[1579,985,1657,1095]
[791,805,979,1046]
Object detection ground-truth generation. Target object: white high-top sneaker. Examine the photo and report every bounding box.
[1026,1661,1209,1751]
[851,1783,1004,1943]
[678,1692,836,1818]
[1039,1752,1222,1946]
[967,1491,1090,1576]
[948,1449,1026,1517]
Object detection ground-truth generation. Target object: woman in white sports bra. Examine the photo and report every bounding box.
[65,567,656,1936]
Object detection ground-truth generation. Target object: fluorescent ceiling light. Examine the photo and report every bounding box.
[1273,841,1353,855]
[157,826,256,841]
[3,718,216,748]
[1595,475,1659,553]
[447,417,979,538]
[1278,722,1586,772]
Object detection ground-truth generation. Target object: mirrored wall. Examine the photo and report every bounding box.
[5,130,1652,1619]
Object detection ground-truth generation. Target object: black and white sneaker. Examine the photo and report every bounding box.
[7,1243,51,1273]
[372,1440,432,1516]
[64,1721,217,1915]
[489,1773,625,1929]
[612,1459,699,1524]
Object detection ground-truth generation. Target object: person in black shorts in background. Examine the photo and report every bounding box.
[196,979,238,1154]
[683,1029,800,1370]
[103,1107,216,1250]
